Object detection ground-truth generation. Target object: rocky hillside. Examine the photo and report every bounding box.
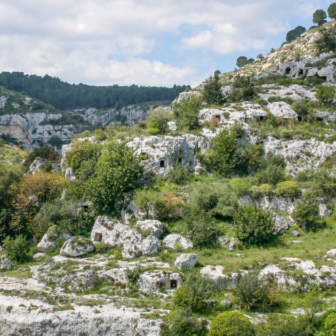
[2,19,336,336]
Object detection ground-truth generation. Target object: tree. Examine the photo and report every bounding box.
[203,70,224,105]
[328,3,336,20]
[172,96,201,131]
[286,26,306,43]
[209,311,255,336]
[3,235,30,262]
[133,189,158,219]
[316,26,336,52]
[228,75,257,102]
[204,126,244,177]
[233,205,275,246]
[86,139,143,213]
[313,9,327,26]
[236,56,248,68]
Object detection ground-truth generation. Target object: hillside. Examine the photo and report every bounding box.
[2,17,336,336]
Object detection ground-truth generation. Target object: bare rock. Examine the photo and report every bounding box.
[141,235,160,256]
[37,233,71,252]
[292,230,300,237]
[33,253,45,260]
[327,249,336,259]
[60,237,94,257]
[200,265,243,289]
[163,234,193,251]
[174,254,198,270]
[26,158,47,175]
[65,167,76,181]
[104,268,129,285]
[0,255,15,270]
[273,214,290,235]
[268,102,298,120]
[221,300,233,308]
[218,236,240,251]
[318,204,330,218]
[202,300,218,307]
[136,220,164,238]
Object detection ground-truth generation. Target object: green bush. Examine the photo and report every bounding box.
[162,308,204,336]
[119,126,129,132]
[234,274,275,310]
[0,138,4,147]
[167,164,190,185]
[172,96,201,131]
[260,184,272,196]
[316,26,336,53]
[316,85,335,106]
[227,75,257,102]
[146,127,160,135]
[126,267,143,291]
[292,101,309,116]
[209,311,255,336]
[3,235,30,262]
[324,310,336,335]
[229,179,247,196]
[94,129,107,141]
[146,108,170,134]
[133,189,158,218]
[233,205,275,246]
[203,70,224,105]
[255,153,286,186]
[173,271,216,312]
[275,181,299,198]
[24,143,56,169]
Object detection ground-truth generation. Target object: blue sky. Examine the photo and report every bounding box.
[0,0,334,87]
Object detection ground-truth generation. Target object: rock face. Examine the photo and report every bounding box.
[200,265,243,289]
[174,254,198,270]
[173,91,203,104]
[65,167,76,181]
[104,268,129,285]
[141,236,160,256]
[318,204,330,218]
[26,158,47,175]
[60,237,95,257]
[136,220,164,238]
[126,135,210,177]
[37,233,72,252]
[90,216,143,259]
[267,102,298,120]
[0,255,15,270]
[138,270,183,294]
[273,214,295,235]
[264,135,336,175]
[0,294,161,336]
[163,234,193,251]
[258,265,297,289]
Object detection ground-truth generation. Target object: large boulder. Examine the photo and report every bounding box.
[272,214,294,235]
[200,265,242,289]
[174,254,198,270]
[268,102,298,120]
[258,264,297,289]
[218,236,240,251]
[90,216,143,259]
[37,233,71,252]
[327,249,336,259]
[138,270,169,295]
[136,220,164,238]
[60,237,95,257]
[163,234,193,251]
[104,268,129,285]
[0,255,15,270]
[141,235,160,256]
[318,204,330,218]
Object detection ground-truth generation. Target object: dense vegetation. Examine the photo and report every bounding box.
[0,72,189,110]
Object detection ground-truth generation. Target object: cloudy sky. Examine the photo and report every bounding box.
[0,0,334,87]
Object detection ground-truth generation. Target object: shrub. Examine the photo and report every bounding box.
[324,311,336,335]
[94,129,107,141]
[316,85,335,106]
[275,181,299,198]
[146,127,160,135]
[229,179,247,196]
[146,108,170,134]
[24,143,56,169]
[167,164,190,185]
[227,76,257,102]
[0,138,4,147]
[133,189,158,219]
[260,184,272,196]
[154,191,185,221]
[119,126,129,132]
[234,274,276,310]
[292,101,309,116]
[255,153,286,186]
[162,308,204,336]
[233,205,275,246]
[3,235,30,262]
[126,267,143,291]
[173,271,216,312]
[209,311,255,336]
[172,96,201,131]
[316,26,336,53]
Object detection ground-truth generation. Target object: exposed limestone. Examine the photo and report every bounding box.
[273,214,295,235]
[136,220,164,238]
[174,254,198,270]
[173,91,203,104]
[200,265,243,289]
[0,255,15,270]
[318,204,330,218]
[26,158,47,175]
[65,167,76,181]
[259,265,297,289]
[163,234,193,251]
[60,237,95,257]
[267,102,298,120]
[37,233,72,252]
[221,300,233,308]
[167,121,177,131]
[141,235,160,256]
[218,236,240,251]
[316,110,336,124]
[104,268,129,285]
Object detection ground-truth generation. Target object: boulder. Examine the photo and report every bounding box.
[163,234,193,251]
[26,158,47,175]
[138,270,169,295]
[318,204,330,218]
[136,220,164,237]
[141,235,160,256]
[0,255,15,270]
[327,249,336,259]
[33,253,45,260]
[292,230,300,237]
[37,233,72,252]
[202,300,218,307]
[65,167,76,181]
[104,268,129,285]
[60,237,95,257]
[174,254,198,270]
[167,121,177,131]
[218,236,240,251]
[259,264,297,288]
[221,300,233,308]
[268,102,298,120]
[272,214,290,235]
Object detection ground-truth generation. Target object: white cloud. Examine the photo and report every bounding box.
[0,0,329,85]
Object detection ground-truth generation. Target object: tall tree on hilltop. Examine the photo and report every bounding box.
[328,3,336,20]
[236,56,247,68]
[203,70,224,105]
[286,26,306,43]
[313,9,327,26]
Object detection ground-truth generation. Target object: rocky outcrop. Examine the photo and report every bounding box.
[218,237,240,251]
[65,167,76,181]
[60,237,95,257]
[273,214,296,235]
[126,134,210,177]
[37,233,72,252]
[26,158,47,175]
[141,236,160,256]
[0,294,161,335]
[200,265,243,289]
[0,255,15,270]
[174,254,198,270]
[136,220,164,238]
[267,102,298,120]
[173,91,203,104]
[104,268,129,285]
[258,265,297,289]
[163,234,193,251]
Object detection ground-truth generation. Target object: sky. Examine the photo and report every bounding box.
[0,0,334,88]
